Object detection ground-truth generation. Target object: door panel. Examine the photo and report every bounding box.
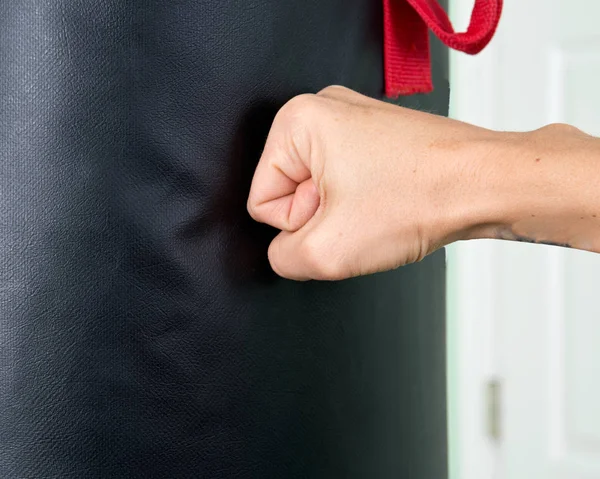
[450,1,600,478]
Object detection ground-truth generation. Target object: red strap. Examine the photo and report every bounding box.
[383,0,503,97]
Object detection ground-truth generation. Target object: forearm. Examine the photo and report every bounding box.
[461,124,600,253]
[247,86,600,280]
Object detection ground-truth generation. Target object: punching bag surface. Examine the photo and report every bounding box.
[0,1,448,478]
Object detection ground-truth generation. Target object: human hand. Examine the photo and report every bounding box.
[247,85,501,280]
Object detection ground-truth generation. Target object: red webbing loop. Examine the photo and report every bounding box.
[383,0,503,97]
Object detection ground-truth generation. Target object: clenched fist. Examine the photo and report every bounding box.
[247,86,600,280]
[247,86,489,280]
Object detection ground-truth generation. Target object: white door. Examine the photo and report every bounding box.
[448,1,600,479]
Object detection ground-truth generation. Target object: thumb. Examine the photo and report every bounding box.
[251,176,320,233]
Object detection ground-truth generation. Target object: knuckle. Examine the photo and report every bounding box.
[246,197,259,221]
[277,93,320,126]
[275,94,323,163]
[317,84,349,97]
[246,195,266,223]
[267,240,284,276]
[301,235,342,281]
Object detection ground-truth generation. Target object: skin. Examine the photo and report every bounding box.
[247,85,600,281]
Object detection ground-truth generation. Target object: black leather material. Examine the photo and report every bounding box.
[0,1,448,478]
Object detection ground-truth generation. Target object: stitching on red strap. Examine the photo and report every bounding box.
[384,0,503,97]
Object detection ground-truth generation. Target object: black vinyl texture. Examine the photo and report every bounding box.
[0,1,449,478]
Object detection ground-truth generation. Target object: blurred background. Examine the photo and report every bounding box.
[447,1,600,478]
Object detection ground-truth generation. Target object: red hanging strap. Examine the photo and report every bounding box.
[383,0,503,97]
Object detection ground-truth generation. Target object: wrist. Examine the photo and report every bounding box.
[456,124,600,251]
[427,127,524,248]
[458,129,534,242]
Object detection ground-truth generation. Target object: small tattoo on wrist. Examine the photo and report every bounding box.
[497,229,572,249]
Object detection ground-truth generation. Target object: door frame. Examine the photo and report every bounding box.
[447,1,502,478]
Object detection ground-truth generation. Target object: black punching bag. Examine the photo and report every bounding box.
[0,1,448,477]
